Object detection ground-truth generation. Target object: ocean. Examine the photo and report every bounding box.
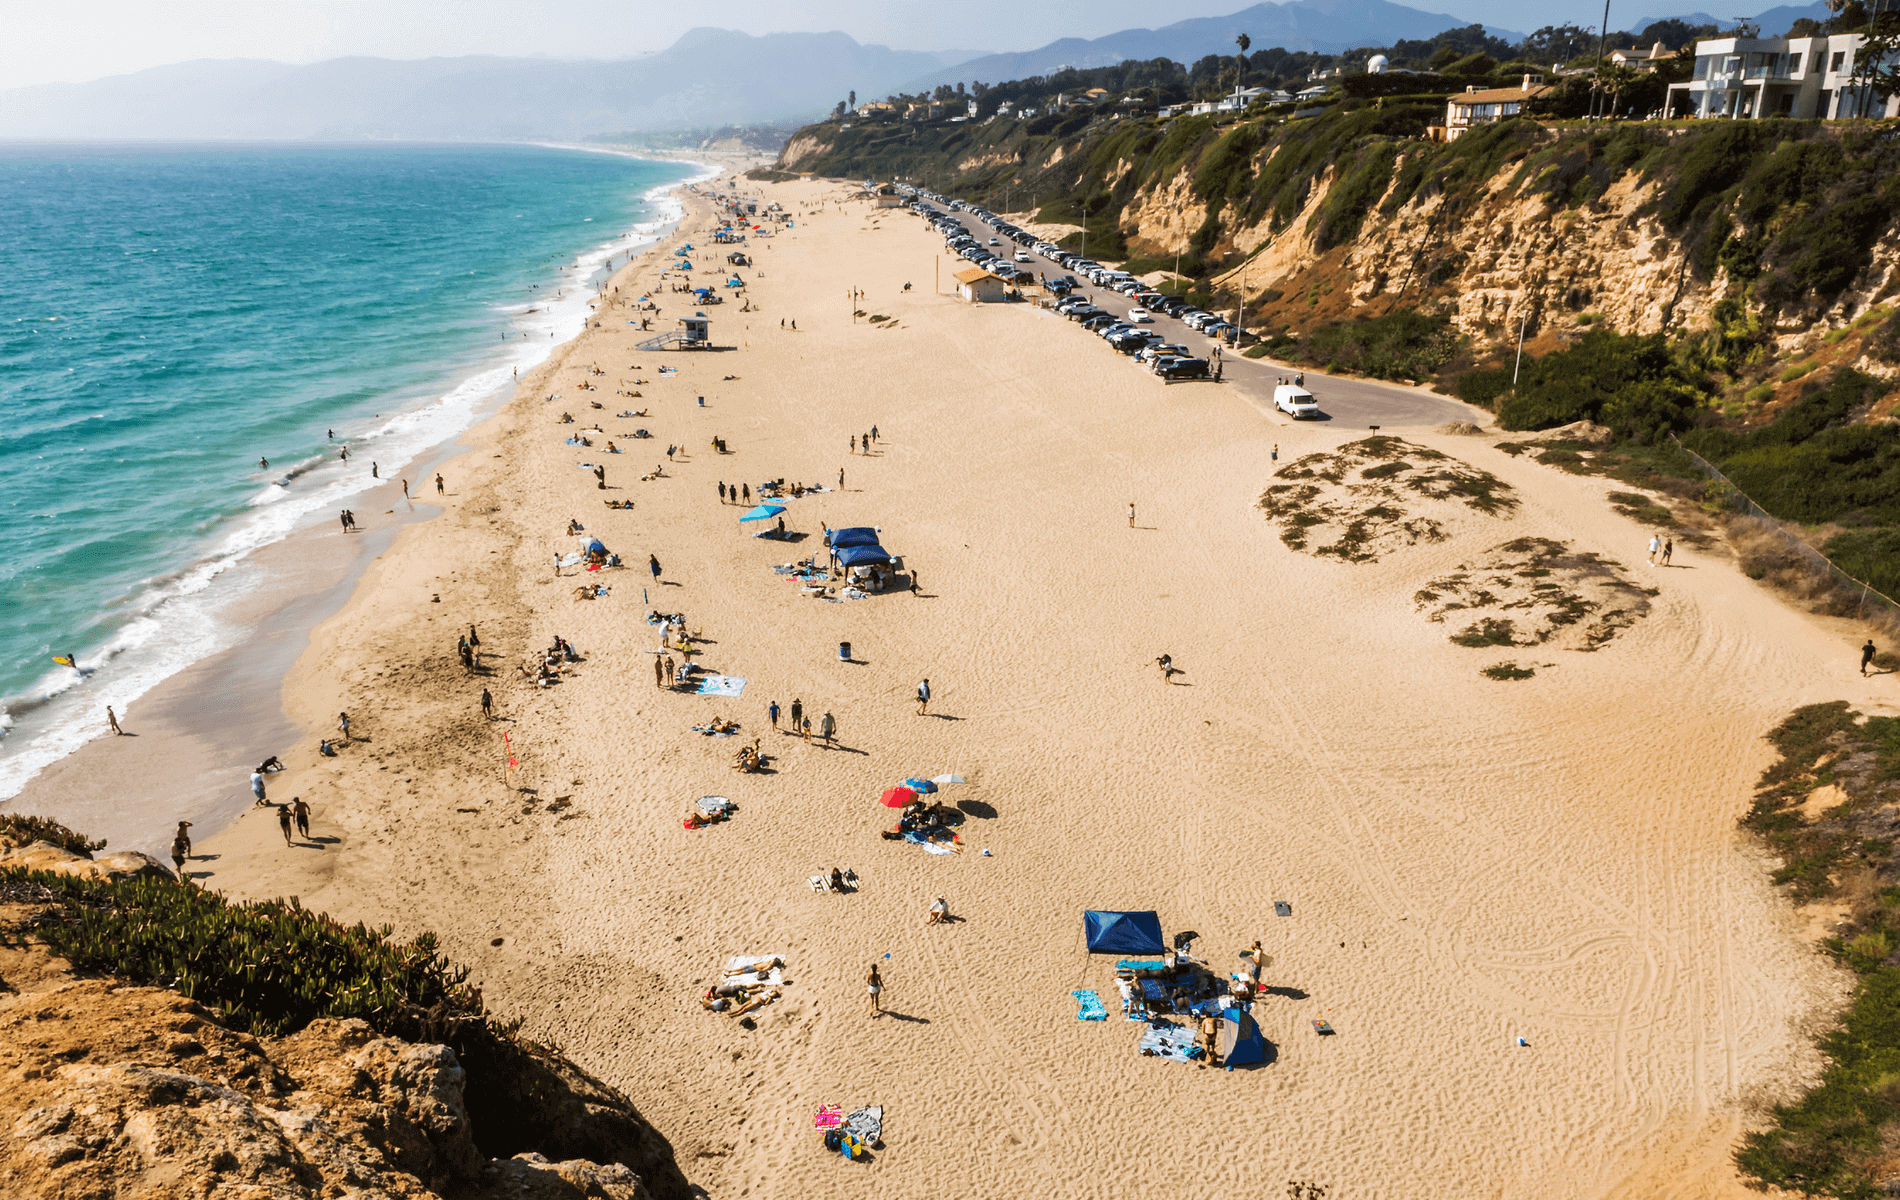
[0,141,696,799]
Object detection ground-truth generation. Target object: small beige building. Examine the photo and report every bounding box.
[954,266,1009,303]
[1444,75,1552,140]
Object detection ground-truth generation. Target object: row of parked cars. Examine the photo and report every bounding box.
[896,186,1222,381]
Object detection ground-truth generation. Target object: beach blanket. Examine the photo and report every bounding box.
[813,1105,844,1130]
[1073,990,1107,1021]
[695,675,746,697]
[1138,1022,1203,1063]
[843,1106,882,1144]
[696,796,733,816]
[558,553,584,567]
[901,830,955,855]
[724,955,784,986]
[1115,960,1166,974]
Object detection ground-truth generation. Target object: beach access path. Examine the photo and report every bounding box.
[184,176,1883,1199]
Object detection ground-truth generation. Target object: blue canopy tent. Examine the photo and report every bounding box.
[1217,1007,1266,1066]
[1083,910,1165,955]
[836,544,893,568]
[826,526,881,549]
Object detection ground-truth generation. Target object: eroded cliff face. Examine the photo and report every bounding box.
[1115,144,1900,355]
[0,923,660,1200]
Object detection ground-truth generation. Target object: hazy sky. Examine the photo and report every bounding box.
[5,0,1638,90]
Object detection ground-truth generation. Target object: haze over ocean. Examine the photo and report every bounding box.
[0,141,695,796]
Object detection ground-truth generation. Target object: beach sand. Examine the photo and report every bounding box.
[79,178,1896,1196]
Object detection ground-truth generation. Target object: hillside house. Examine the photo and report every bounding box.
[1609,42,1681,72]
[1665,32,1900,119]
[1444,75,1551,141]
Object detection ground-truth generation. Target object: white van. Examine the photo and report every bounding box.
[1273,384,1319,419]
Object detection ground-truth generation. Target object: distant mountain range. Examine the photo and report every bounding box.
[1627,1,1830,36]
[5,0,1826,145]
[901,0,1522,92]
[0,28,944,142]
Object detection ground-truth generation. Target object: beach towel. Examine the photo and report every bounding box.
[697,796,733,816]
[1115,960,1166,974]
[695,675,746,697]
[724,955,784,986]
[813,1105,844,1130]
[1138,1022,1202,1063]
[1073,990,1107,1021]
[843,1106,882,1144]
[901,830,955,855]
[1275,901,1292,917]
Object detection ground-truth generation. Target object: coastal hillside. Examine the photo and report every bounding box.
[0,819,690,1200]
[776,101,1900,360]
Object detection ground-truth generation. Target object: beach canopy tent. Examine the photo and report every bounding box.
[580,537,607,556]
[836,544,893,568]
[827,526,882,549]
[1217,1007,1266,1065]
[740,504,785,523]
[1084,910,1165,955]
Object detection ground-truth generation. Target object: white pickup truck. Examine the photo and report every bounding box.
[1273,384,1319,419]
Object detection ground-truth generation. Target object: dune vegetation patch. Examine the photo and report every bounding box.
[1481,661,1538,681]
[1414,536,1654,651]
[1258,436,1518,563]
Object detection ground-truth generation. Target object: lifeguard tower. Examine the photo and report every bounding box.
[633,315,712,352]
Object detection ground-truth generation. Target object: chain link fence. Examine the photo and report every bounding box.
[1669,433,1900,628]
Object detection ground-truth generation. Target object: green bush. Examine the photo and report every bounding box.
[0,815,106,857]
[1455,366,1514,408]
[1294,310,1460,381]
[1495,329,1710,437]
[1823,527,1900,601]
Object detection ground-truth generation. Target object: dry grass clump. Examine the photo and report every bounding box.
[1415,536,1654,651]
[1258,436,1518,563]
[1729,516,1900,640]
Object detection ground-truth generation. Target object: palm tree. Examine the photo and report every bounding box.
[1234,33,1252,101]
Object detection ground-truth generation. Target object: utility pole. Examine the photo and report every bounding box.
[1590,0,1613,119]
[1512,308,1530,388]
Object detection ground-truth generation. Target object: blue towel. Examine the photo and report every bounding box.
[1116,959,1166,973]
[1073,990,1107,1021]
[1138,1022,1203,1063]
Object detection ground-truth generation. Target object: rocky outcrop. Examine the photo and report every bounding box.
[0,975,657,1199]
[0,840,172,882]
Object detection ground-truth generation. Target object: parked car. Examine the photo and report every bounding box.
[1139,342,1191,364]
[1154,357,1212,380]
[1273,384,1320,418]
[1127,307,1154,323]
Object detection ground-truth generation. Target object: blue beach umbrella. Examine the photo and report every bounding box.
[903,778,938,794]
[740,504,786,522]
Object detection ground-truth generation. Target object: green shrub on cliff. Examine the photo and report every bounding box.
[0,814,106,857]
[1280,310,1460,381]
[4,865,686,1186]
[1492,330,1711,442]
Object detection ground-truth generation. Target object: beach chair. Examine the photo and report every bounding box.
[1312,1017,1335,1036]
[809,875,827,892]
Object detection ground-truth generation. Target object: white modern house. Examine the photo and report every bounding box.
[1665,32,1899,118]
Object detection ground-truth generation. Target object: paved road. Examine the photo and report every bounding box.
[928,206,1486,429]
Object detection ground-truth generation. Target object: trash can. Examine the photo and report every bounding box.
[838,641,851,662]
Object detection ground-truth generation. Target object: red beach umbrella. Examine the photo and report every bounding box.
[881,786,916,808]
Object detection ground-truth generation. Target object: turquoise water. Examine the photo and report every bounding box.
[0,142,694,793]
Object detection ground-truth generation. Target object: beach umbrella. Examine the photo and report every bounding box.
[931,773,967,785]
[880,786,916,808]
[902,778,938,794]
[740,504,786,523]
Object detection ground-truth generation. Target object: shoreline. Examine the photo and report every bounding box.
[2,150,721,856]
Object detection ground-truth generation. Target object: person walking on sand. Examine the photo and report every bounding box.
[1271,444,1278,462]
[719,482,727,504]
[1249,939,1267,984]
[800,715,812,740]
[481,688,493,719]
[401,479,410,499]
[1156,653,1174,682]
[871,425,878,443]
[468,625,480,653]
[839,467,845,489]
[851,434,857,454]
[339,510,350,533]
[790,698,803,736]
[769,700,780,730]
[820,711,836,746]
[867,964,883,1016]
[435,473,444,495]
[649,554,662,584]
[1865,639,1879,676]
[916,678,931,716]
[1661,538,1674,566]
[1128,502,1136,528]
[338,711,351,742]
[665,656,677,687]
[291,797,311,839]
[1647,533,1661,564]
[277,803,295,847]
[654,656,665,688]
[250,769,268,805]
[106,705,123,736]
[170,826,191,882]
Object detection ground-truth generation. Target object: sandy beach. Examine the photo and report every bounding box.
[52,174,1900,1196]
